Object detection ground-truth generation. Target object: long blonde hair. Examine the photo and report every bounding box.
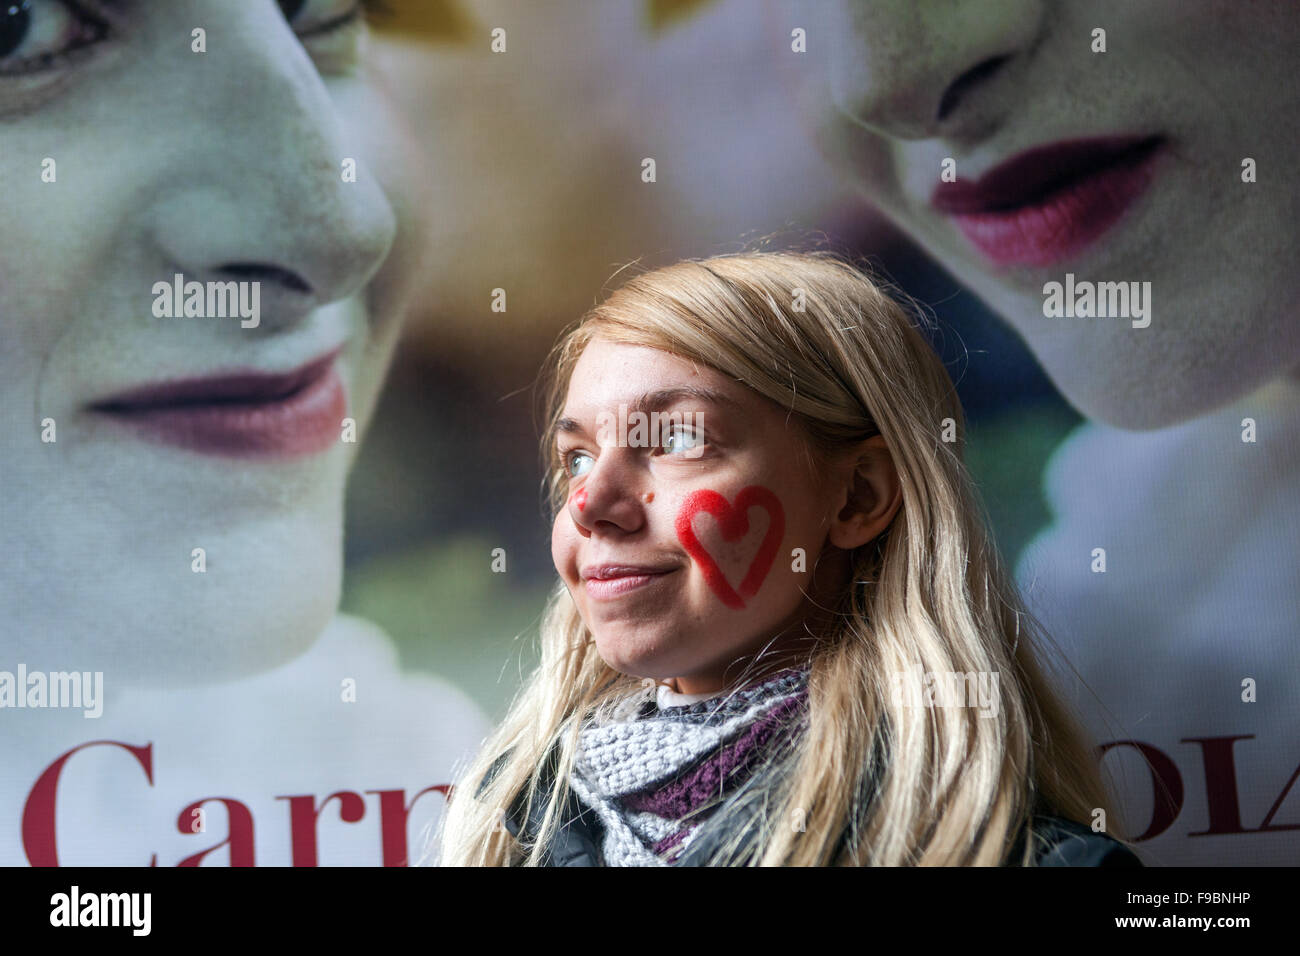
[436,249,1129,866]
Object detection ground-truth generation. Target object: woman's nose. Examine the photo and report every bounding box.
[142,3,397,331]
[823,0,1046,142]
[568,452,645,535]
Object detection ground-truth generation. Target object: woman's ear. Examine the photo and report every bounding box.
[827,435,902,551]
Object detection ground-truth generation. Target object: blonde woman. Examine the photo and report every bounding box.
[437,250,1142,867]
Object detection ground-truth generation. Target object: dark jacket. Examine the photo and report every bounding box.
[477,747,1144,867]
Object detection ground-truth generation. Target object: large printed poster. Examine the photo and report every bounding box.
[2,0,1296,867]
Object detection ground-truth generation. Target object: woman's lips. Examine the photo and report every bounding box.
[582,566,678,601]
[89,350,346,459]
[930,135,1164,268]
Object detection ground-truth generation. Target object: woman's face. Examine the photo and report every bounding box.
[550,336,849,695]
[796,0,1300,428]
[1,0,429,681]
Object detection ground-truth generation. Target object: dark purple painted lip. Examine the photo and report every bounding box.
[90,349,341,411]
[930,135,1164,214]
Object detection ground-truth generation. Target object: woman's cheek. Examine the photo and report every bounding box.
[673,484,786,612]
[550,510,580,586]
[550,515,567,578]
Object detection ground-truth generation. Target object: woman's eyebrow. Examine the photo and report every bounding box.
[629,386,738,416]
[556,416,586,437]
[556,386,738,439]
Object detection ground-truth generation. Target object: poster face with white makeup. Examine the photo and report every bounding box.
[785,0,1300,865]
[0,0,491,866]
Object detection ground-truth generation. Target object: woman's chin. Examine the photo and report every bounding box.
[591,634,690,684]
[591,633,650,678]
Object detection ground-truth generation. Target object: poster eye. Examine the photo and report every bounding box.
[277,0,309,22]
[0,0,106,74]
[278,0,362,36]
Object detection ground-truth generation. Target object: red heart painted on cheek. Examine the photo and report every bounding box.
[675,486,785,610]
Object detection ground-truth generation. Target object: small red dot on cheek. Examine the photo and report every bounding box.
[573,487,587,511]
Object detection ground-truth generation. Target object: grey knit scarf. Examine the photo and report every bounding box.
[567,665,811,866]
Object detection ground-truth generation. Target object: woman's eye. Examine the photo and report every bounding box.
[661,425,705,457]
[0,0,107,75]
[565,451,594,479]
[278,0,365,37]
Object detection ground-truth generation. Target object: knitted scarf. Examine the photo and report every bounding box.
[567,664,811,866]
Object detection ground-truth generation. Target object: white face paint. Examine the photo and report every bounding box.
[798,0,1300,429]
[0,0,429,683]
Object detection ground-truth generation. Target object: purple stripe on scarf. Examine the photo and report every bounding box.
[654,827,691,859]
[623,691,806,819]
